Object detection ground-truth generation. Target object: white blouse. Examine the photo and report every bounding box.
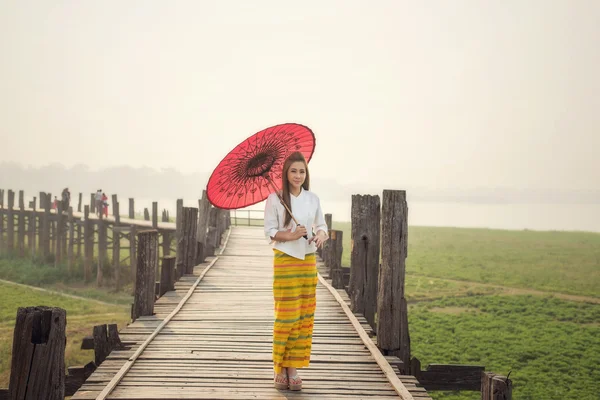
[263,188,328,260]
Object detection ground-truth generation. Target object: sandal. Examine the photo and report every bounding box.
[288,372,302,391]
[273,371,288,390]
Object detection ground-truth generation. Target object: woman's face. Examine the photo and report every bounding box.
[287,161,306,192]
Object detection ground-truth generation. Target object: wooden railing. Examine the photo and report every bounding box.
[230,209,264,226]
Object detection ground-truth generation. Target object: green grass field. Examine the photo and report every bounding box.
[332,222,600,299]
[327,222,600,399]
[409,294,600,399]
[0,281,130,388]
[0,255,134,305]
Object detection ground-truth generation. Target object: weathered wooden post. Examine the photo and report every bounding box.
[83,206,93,282]
[132,230,158,321]
[7,190,14,254]
[481,372,512,400]
[320,213,333,263]
[349,194,381,329]
[377,189,411,373]
[61,204,68,259]
[206,226,218,257]
[222,209,229,235]
[55,201,64,266]
[42,193,51,259]
[324,214,332,231]
[93,325,110,366]
[90,193,96,214]
[196,191,210,264]
[97,218,107,287]
[219,209,229,242]
[50,209,56,257]
[112,195,120,224]
[128,198,135,219]
[176,224,184,277]
[159,256,176,296]
[68,207,75,272]
[215,209,223,241]
[8,306,66,400]
[329,230,345,289]
[18,190,25,256]
[56,201,67,264]
[162,230,171,257]
[0,189,4,252]
[174,198,183,266]
[143,208,150,221]
[130,227,137,279]
[76,193,82,258]
[92,324,124,367]
[205,207,219,257]
[176,199,183,233]
[113,227,121,291]
[152,201,158,229]
[29,197,36,256]
[177,207,198,275]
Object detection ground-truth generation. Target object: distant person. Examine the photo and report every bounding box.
[102,192,109,218]
[52,196,58,210]
[95,189,103,216]
[61,187,71,210]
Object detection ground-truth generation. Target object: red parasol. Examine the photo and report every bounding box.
[206,123,316,223]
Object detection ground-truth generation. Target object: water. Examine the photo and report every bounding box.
[22,195,600,232]
[234,200,600,233]
[319,200,600,233]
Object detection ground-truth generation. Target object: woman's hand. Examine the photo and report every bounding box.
[310,230,328,248]
[275,226,307,242]
[293,225,308,240]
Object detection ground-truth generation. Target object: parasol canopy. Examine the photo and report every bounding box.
[206,123,315,210]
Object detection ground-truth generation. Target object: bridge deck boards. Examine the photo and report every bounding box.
[71,226,430,399]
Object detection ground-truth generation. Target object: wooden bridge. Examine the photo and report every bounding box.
[1,188,512,398]
[70,226,430,399]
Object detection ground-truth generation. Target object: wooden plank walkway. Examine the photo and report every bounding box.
[72,226,430,399]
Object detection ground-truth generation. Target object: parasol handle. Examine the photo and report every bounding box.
[264,175,308,240]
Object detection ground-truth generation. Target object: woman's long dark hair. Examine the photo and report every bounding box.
[281,151,310,227]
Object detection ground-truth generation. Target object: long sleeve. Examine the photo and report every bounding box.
[264,194,280,243]
[313,197,328,235]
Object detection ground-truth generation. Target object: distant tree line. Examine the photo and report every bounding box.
[1,162,597,205]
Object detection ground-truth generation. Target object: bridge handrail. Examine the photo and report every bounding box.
[230,209,264,226]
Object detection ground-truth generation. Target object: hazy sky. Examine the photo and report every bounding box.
[1,0,599,193]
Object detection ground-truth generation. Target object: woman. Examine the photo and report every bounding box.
[263,151,329,391]
[102,192,108,218]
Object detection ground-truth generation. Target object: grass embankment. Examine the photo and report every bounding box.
[0,281,130,388]
[0,255,133,305]
[0,248,133,388]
